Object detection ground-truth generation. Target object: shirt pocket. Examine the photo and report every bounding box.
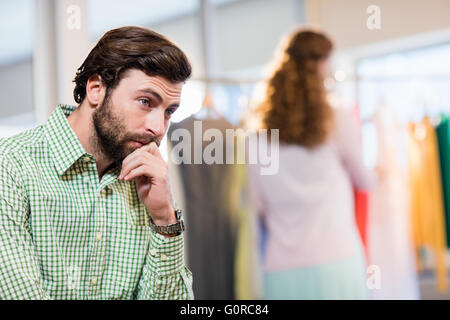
[37,192,91,249]
[39,191,89,227]
[30,192,90,292]
[106,223,152,298]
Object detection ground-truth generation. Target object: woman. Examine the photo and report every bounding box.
[246,29,376,299]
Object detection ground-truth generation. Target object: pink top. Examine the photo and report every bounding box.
[248,107,376,272]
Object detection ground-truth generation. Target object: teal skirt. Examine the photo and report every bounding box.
[263,256,369,300]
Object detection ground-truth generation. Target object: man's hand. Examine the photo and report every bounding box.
[118,141,177,226]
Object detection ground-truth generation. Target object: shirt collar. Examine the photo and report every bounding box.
[45,104,91,176]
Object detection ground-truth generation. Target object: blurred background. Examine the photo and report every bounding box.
[1,0,450,300]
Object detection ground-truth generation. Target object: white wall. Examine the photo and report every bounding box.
[150,13,205,79]
[150,0,304,77]
[216,0,303,73]
[0,59,34,120]
[309,0,450,50]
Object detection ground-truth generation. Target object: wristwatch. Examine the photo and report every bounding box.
[149,208,185,236]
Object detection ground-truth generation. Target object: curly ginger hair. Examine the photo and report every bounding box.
[251,29,334,148]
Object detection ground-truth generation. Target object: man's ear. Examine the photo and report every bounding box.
[85,75,106,107]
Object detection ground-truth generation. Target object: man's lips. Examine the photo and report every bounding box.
[129,137,160,148]
[131,140,159,148]
[131,141,145,148]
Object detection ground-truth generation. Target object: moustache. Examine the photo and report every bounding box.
[129,136,161,147]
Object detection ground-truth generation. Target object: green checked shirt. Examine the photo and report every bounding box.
[0,104,193,300]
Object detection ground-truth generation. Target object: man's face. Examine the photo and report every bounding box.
[92,69,182,166]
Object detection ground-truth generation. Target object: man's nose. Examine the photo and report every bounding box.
[144,108,166,139]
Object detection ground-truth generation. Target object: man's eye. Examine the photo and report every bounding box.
[166,108,176,116]
[139,98,150,106]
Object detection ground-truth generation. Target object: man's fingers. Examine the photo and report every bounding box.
[123,163,164,182]
[120,140,168,180]
[122,142,161,169]
[122,164,147,181]
[141,141,156,152]
[120,152,160,180]
[144,141,164,160]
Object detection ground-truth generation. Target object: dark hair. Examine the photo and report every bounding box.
[73,26,192,104]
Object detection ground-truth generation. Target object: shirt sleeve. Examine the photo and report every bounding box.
[0,154,52,299]
[136,230,193,300]
[334,108,377,190]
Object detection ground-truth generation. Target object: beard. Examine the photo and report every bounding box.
[92,92,160,167]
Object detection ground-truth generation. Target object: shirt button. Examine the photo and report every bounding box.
[161,254,168,262]
[149,248,157,256]
[90,277,97,286]
[96,232,102,241]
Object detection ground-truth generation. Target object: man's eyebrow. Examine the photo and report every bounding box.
[137,89,163,104]
[137,88,179,108]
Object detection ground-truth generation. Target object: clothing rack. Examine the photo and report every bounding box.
[191,73,450,85]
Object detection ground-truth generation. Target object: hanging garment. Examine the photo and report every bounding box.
[407,117,448,292]
[435,114,450,248]
[167,115,240,300]
[354,190,370,261]
[368,106,420,299]
[351,103,371,261]
[234,160,263,299]
[248,107,376,299]
[167,139,190,267]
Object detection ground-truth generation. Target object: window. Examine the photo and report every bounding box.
[357,42,450,168]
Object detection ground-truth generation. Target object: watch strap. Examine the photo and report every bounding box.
[149,209,185,236]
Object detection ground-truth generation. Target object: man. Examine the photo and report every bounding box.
[0,26,193,299]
